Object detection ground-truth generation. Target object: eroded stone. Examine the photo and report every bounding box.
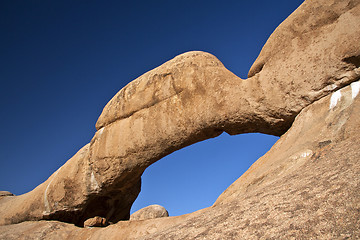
[0,0,359,231]
[130,205,169,221]
[84,216,108,228]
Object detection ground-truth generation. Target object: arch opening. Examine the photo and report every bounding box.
[130,132,279,216]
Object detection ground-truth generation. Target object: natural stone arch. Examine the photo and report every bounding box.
[0,0,359,227]
[130,132,279,217]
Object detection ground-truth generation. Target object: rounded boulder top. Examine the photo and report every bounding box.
[130,204,169,221]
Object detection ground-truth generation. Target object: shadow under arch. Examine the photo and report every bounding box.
[131,132,279,216]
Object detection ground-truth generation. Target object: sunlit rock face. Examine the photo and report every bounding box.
[130,205,169,221]
[0,191,14,200]
[1,0,360,238]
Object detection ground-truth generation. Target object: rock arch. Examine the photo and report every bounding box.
[0,0,359,228]
[130,132,279,217]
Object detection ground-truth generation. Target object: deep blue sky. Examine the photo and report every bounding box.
[0,1,303,216]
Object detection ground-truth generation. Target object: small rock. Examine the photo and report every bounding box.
[0,191,14,200]
[83,216,108,228]
[130,204,169,221]
[0,191,14,197]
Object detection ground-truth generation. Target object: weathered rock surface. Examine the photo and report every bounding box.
[84,216,108,228]
[130,205,169,221]
[0,144,92,226]
[1,80,359,239]
[0,191,14,197]
[0,0,360,238]
[0,191,14,200]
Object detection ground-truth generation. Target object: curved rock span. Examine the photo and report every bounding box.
[1,0,360,238]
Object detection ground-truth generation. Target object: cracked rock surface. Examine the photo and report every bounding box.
[0,0,360,238]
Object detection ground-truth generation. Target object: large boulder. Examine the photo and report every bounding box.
[130,205,169,221]
[0,0,359,235]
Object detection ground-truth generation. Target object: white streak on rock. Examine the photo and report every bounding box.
[300,150,313,158]
[98,127,104,135]
[324,84,338,92]
[329,89,342,109]
[43,168,60,214]
[90,172,100,191]
[351,81,360,99]
[289,149,313,161]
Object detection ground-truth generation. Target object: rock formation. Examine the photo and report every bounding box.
[1,78,359,239]
[84,216,109,228]
[130,205,169,221]
[0,0,359,238]
[0,191,14,200]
